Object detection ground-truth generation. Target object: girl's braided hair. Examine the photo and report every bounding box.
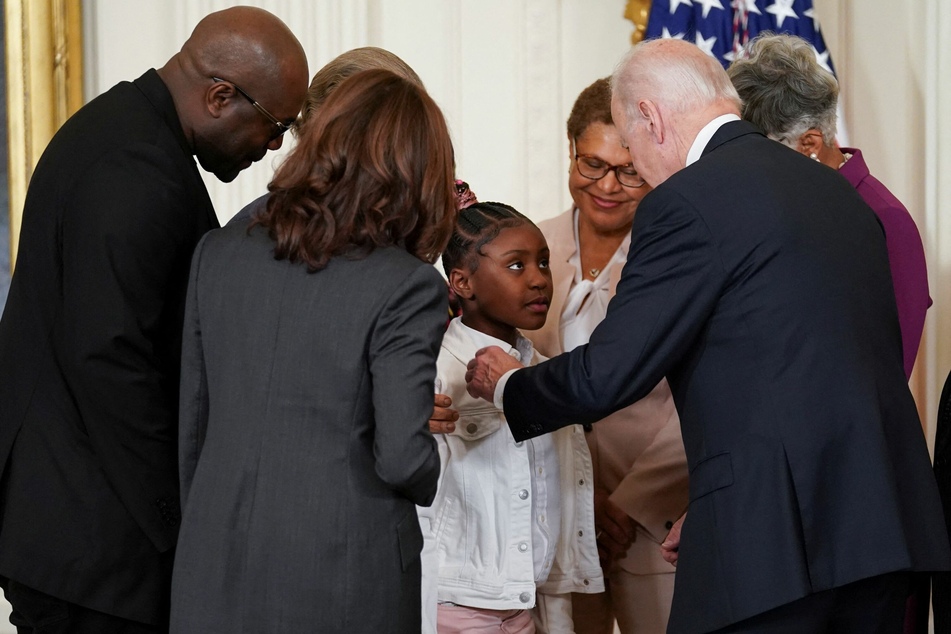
[442,201,532,276]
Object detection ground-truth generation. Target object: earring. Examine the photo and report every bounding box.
[810,153,819,161]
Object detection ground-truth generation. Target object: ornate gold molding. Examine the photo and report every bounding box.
[4,0,83,269]
[624,0,651,45]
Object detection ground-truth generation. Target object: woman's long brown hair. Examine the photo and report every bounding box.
[255,69,456,271]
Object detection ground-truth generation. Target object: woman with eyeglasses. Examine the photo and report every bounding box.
[521,77,689,634]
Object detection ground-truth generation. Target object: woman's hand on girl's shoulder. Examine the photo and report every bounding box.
[430,393,458,434]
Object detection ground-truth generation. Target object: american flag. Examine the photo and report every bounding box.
[645,0,835,75]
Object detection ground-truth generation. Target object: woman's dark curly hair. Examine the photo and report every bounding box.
[567,77,613,142]
[254,69,457,271]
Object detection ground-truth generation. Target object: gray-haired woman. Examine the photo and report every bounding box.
[728,32,929,380]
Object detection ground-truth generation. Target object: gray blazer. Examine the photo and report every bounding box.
[169,221,444,633]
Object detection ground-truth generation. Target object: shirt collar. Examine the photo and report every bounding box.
[686,113,741,167]
[134,69,192,159]
[836,147,867,188]
[457,319,535,367]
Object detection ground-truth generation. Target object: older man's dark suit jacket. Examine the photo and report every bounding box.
[0,70,218,625]
[504,121,951,633]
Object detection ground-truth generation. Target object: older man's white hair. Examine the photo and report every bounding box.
[611,39,742,132]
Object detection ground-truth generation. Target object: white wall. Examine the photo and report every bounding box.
[83,0,634,225]
[82,0,951,440]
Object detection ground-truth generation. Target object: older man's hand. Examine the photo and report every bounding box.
[465,346,522,402]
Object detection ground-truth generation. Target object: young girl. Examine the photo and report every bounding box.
[420,202,603,633]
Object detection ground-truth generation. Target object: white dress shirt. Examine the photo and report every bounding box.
[560,209,631,353]
[685,113,741,167]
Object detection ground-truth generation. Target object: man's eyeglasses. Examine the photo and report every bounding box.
[212,77,291,138]
[574,153,645,188]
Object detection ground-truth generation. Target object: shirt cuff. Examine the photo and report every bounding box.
[494,368,519,411]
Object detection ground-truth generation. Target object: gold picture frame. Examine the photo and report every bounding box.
[625,0,651,44]
[4,0,83,269]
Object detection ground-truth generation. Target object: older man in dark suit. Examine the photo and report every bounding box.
[0,7,307,632]
[466,38,950,633]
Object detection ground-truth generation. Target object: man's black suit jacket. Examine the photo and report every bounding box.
[0,70,218,625]
[505,121,951,633]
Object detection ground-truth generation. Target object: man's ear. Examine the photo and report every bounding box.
[797,129,824,158]
[206,81,232,119]
[449,268,474,300]
[639,99,665,144]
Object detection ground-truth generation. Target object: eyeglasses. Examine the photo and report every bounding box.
[212,77,291,138]
[574,153,645,188]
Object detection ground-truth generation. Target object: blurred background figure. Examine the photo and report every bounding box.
[728,32,930,381]
[169,69,456,633]
[524,76,689,634]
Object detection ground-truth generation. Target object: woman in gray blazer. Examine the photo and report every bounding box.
[170,69,457,633]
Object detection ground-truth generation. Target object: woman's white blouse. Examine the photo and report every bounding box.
[560,209,631,352]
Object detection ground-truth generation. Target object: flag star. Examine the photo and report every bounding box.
[733,0,762,15]
[804,8,821,32]
[812,46,833,74]
[662,26,686,40]
[694,32,718,57]
[669,0,694,13]
[765,0,798,28]
[695,0,725,19]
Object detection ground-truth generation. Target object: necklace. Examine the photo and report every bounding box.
[588,267,600,279]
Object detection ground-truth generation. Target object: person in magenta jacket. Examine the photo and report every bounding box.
[728,33,930,379]
[728,32,934,633]
[836,148,929,378]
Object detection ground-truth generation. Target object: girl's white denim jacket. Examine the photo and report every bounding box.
[419,318,603,633]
